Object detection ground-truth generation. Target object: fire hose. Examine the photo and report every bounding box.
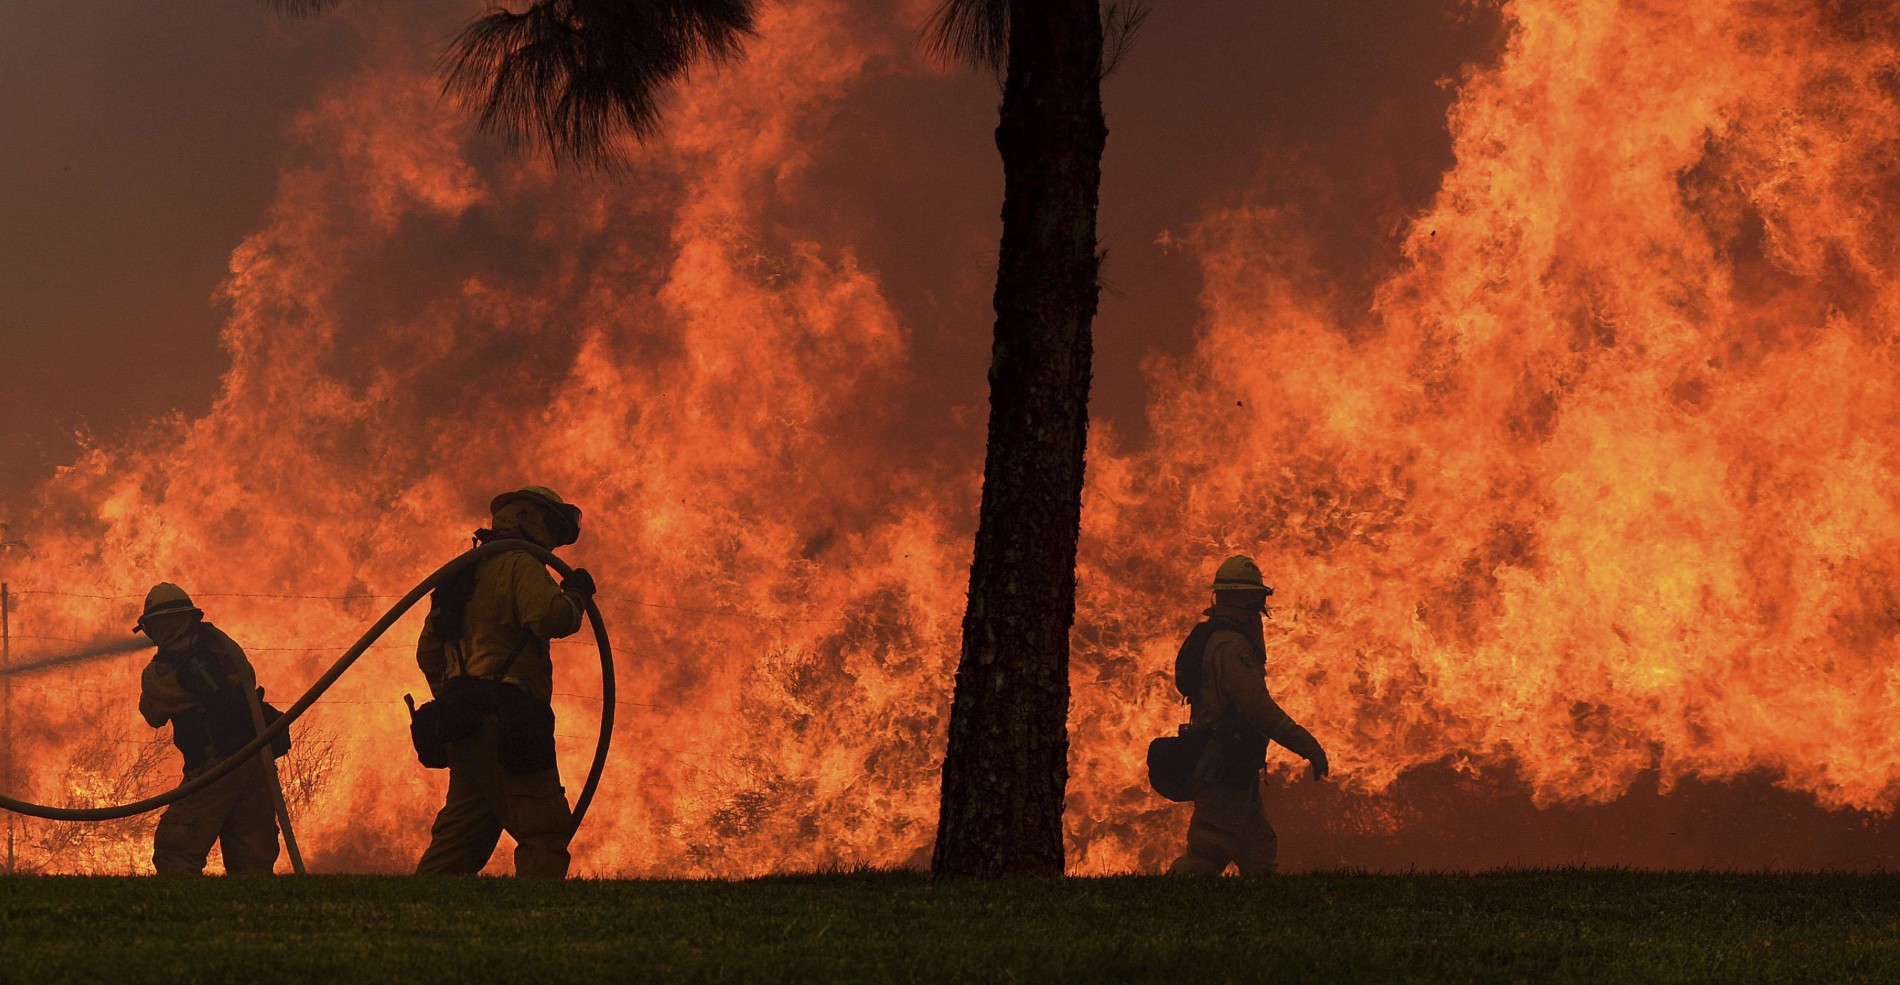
[0,539,616,853]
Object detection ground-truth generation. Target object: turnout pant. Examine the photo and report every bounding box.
[1168,772,1277,876]
[152,758,281,875]
[415,717,573,878]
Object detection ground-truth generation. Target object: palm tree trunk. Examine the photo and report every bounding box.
[933,0,1106,880]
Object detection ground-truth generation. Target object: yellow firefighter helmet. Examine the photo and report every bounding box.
[133,582,203,634]
[1210,555,1271,593]
[490,485,583,547]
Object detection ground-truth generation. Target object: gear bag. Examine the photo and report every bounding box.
[1147,726,1216,802]
[1147,725,1268,802]
[257,697,293,759]
[405,692,455,770]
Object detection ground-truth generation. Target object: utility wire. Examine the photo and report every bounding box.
[7,588,829,624]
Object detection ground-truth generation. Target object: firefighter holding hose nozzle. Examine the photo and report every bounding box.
[412,486,596,879]
[136,583,291,875]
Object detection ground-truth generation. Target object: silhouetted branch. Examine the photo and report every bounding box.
[442,0,760,169]
[1101,1,1149,78]
[925,0,1008,72]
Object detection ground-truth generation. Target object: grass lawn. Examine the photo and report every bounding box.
[3,870,1898,983]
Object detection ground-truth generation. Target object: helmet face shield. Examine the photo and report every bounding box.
[140,610,201,649]
[537,502,581,546]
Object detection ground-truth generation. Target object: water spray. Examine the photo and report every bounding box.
[0,540,617,866]
[0,636,154,679]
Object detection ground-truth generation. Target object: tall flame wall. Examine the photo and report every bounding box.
[2,0,1897,874]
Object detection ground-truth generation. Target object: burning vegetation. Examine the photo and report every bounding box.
[3,0,1899,874]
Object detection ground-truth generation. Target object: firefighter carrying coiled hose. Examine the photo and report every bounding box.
[0,485,615,879]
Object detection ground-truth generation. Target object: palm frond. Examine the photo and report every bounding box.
[924,0,1008,72]
[442,0,760,169]
[1100,0,1149,78]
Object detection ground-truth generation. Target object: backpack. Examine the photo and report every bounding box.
[1173,618,1252,699]
[425,561,481,644]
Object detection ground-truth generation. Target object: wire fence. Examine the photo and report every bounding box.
[0,575,865,692]
[0,582,789,773]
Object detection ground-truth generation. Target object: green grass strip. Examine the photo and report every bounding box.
[3,870,1898,983]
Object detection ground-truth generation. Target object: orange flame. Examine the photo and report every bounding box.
[5,0,1900,874]
[1070,0,1900,871]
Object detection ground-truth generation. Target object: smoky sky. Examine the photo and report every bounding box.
[0,0,1500,516]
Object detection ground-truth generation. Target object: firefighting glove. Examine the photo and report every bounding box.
[562,567,598,599]
[1274,722,1329,781]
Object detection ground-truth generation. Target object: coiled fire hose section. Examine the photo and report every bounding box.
[0,539,616,836]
